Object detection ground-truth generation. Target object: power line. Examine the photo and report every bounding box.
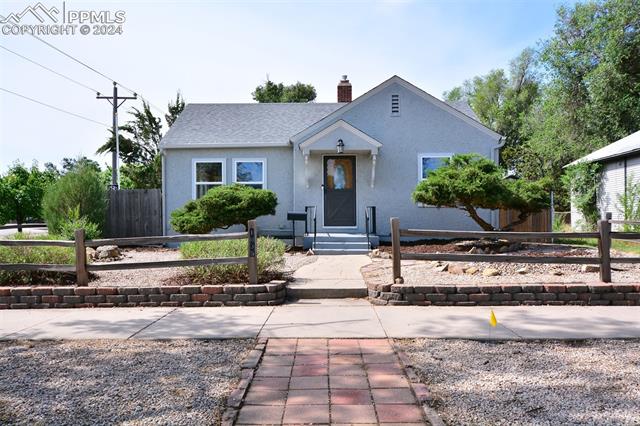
[28,33,117,84]
[0,87,110,128]
[0,14,167,116]
[28,33,167,116]
[0,44,99,94]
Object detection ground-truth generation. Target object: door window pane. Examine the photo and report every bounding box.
[326,158,354,190]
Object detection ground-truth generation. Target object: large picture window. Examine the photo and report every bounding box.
[193,159,224,198]
[233,159,266,189]
[418,153,452,181]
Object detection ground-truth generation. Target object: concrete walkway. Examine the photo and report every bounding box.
[287,255,371,298]
[2,301,639,340]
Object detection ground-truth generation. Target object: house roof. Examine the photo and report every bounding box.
[160,103,343,149]
[568,130,640,166]
[159,78,489,149]
[290,75,502,143]
[447,99,481,122]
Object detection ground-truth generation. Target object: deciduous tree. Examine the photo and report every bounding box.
[252,78,316,103]
[0,163,55,231]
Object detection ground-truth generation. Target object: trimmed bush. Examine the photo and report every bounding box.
[180,237,285,284]
[171,184,278,233]
[0,233,76,285]
[412,154,550,231]
[42,165,107,236]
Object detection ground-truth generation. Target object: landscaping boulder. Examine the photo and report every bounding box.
[85,247,96,261]
[95,245,121,260]
[448,265,466,275]
[482,268,501,277]
[456,239,521,253]
[581,265,599,273]
[434,263,449,272]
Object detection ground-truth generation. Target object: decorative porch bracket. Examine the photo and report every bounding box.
[371,154,377,188]
[304,154,310,189]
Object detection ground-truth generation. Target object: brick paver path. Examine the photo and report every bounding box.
[235,339,428,425]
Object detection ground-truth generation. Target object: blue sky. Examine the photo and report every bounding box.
[0,0,565,172]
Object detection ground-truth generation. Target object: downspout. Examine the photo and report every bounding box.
[161,149,167,236]
[491,136,506,229]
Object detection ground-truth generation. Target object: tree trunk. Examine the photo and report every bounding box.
[16,213,23,233]
[462,205,495,231]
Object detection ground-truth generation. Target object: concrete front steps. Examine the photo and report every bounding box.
[287,253,371,299]
[303,233,378,255]
[287,284,368,299]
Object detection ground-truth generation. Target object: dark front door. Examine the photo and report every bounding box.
[323,156,356,227]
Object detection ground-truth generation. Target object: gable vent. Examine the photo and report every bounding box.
[391,94,400,116]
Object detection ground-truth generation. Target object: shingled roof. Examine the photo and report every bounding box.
[159,99,482,149]
[160,103,343,148]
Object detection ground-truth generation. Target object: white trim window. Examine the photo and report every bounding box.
[418,153,452,181]
[193,159,225,198]
[233,158,266,189]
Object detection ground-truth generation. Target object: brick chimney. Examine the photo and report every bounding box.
[337,75,352,102]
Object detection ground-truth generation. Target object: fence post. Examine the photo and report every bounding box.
[75,228,89,286]
[597,212,612,283]
[390,217,403,283]
[247,220,258,285]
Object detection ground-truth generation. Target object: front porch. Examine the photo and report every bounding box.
[294,120,383,244]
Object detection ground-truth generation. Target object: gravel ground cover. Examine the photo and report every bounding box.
[90,247,182,287]
[369,243,640,284]
[398,339,640,426]
[90,248,312,287]
[0,339,253,425]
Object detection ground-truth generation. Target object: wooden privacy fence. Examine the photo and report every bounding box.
[499,209,551,232]
[106,189,162,238]
[0,220,258,286]
[390,213,640,283]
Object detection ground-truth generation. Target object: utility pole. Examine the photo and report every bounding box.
[97,82,137,189]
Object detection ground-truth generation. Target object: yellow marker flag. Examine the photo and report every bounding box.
[489,310,498,327]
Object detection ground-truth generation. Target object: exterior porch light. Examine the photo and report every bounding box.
[336,139,344,154]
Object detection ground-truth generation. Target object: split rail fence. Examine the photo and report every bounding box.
[391,213,640,283]
[0,220,258,286]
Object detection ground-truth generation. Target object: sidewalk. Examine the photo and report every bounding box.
[2,300,639,340]
[287,255,370,298]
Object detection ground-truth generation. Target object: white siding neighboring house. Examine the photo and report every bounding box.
[568,130,640,230]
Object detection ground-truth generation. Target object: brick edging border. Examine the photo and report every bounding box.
[221,337,268,426]
[0,281,287,309]
[391,339,445,426]
[368,283,640,306]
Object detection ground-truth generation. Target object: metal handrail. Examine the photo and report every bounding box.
[365,208,370,249]
[305,206,317,248]
[365,206,376,249]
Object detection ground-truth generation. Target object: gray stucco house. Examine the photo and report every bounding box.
[568,130,640,230]
[160,75,503,252]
